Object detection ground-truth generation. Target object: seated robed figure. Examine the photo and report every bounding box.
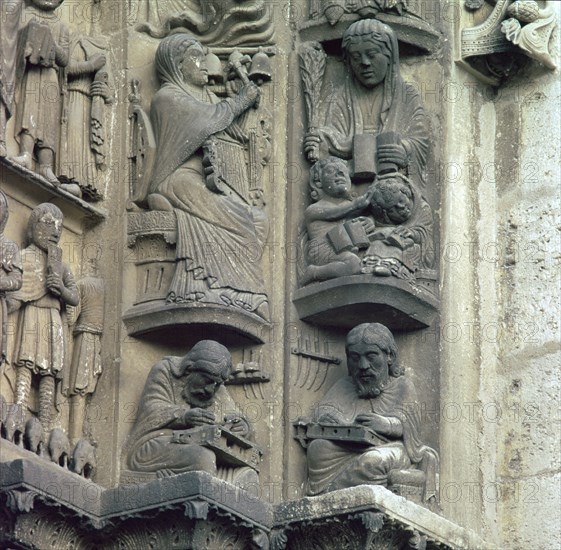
[304,323,438,503]
[138,33,269,319]
[127,340,258,486]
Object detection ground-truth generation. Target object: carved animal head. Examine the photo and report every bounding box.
[3,403,25,445]
[48,428,70,468]
[71,439,97,478]
[24,417,44,454]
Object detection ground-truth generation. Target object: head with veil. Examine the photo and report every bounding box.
[155,33,209,91]
[342,20,402,119]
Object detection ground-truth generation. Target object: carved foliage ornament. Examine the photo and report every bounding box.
[459,0,558,85]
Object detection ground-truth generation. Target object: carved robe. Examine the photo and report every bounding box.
[58,35,112,193]
[0,0,24,119]
[15,6,69,153]
[9,244,76,376]
[63,276,104,397]
[0,235,22,365]
[127,356,252,482]
[147,80,267,313]
[319,23,429,189]
[307,375,438,501]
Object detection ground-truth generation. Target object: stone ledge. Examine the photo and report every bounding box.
[123,300,271,345]
[293,274,439,330]
[0,157,107,223]
[0,457,493,549]
[0,457,271,530]
[298,13,441,53]
[274,485,494,550]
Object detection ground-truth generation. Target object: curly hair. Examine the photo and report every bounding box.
[309,156,349,201]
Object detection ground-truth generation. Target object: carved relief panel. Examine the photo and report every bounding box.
[294,20,439,330]
[0,0,115,201]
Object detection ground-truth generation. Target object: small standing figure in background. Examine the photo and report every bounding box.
[0,190,23,371]
[58,35,114,201]
[0,0,25,157]
[12,0,71,189]
[303,156,374,285]
[9,204,79,434]
[63,259,105,443]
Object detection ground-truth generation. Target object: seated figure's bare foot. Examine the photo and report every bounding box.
[0,142,7,158]
[12,151,32,169]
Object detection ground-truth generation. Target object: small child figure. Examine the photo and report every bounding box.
[9,203,79,434]
[302,156,374,285]
[363,172,435,278]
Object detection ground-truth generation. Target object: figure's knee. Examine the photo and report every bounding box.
[307,439,335,462]
[190,445,217,474]
[361,448,398,476]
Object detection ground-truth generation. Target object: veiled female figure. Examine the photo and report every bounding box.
[143,34,268,318]
[305,19,429,190]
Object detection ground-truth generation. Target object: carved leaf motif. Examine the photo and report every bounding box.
[299,42,327,129]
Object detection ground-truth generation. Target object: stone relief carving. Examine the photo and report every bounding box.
[459,0,558,85]
[11,0,76,192]
[361,171,435,279]
[0,0,25,158]
[295,21,437,329]
[314,0,419,27]
[302,156,373,284]
[501,0,557,69]
[0,191,23,371]
[0,0,115,201]
[125,340,261,484]
[301,0,441,54]
[126,34,273,341]
[295,323,439,506]
[8,203,79,435]
[304,20,429,189]
[63,261,105,444]
[134,0,275,45]
[58,34,114,201]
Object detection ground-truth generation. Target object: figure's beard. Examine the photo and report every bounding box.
[353,376,387,398]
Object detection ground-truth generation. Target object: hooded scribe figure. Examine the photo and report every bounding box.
[127,340,257,485]
[305,19,429,190]
[138,33,268,318]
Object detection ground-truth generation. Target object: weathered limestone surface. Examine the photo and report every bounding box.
[0,1,559,549]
